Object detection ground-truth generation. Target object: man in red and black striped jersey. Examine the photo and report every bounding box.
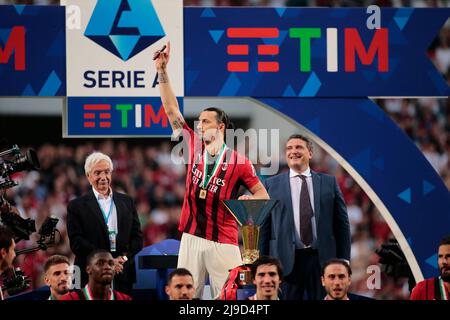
[154,43,269,299]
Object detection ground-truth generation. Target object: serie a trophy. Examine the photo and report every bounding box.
[222,199,278,285]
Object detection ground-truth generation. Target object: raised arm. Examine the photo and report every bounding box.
[154,42,185,132]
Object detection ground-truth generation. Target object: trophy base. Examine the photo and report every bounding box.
[237,266,253,287]
[239,248,259,287]
[242,249,259,265]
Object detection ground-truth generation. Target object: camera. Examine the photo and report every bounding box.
[1,268,31,297]
[376,239,415,290]
[0,144,61,252]
[0,145,40,242]
[0,202,36,242]
[0,144,40,190]
[15,216,61,255]
[0,145,62,297]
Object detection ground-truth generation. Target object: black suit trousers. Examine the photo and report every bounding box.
[281,248,325,300]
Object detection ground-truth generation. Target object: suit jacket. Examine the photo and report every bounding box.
[260,171,350,276]
[67,190,143,285]
[347,293,374,300]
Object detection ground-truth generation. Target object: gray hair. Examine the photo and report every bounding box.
[84,152,114,176]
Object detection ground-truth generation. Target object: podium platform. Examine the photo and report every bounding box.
[139,255,178,269]
[133,239,180,300]
[5,286,49,300]
[237,285,256,300]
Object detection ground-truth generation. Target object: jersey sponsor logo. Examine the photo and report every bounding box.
[191,164,226,193]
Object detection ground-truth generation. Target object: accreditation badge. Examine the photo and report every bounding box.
[108,230,117,252]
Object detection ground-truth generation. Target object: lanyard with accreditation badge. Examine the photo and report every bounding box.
[97,195,117,252]
[199,144,227,199]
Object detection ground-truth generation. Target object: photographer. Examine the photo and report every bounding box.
[0,145,60,298]
[0,225,15,275]
[0,225,16,299]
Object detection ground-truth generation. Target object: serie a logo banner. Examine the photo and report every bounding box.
[64,0,183,137]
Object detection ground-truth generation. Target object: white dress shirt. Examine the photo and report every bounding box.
[289,168,317,249]
[92,187,118,235]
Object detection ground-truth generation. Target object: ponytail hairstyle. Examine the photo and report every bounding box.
[202,107,234,142]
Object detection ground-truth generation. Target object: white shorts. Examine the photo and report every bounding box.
[177,232,242,299]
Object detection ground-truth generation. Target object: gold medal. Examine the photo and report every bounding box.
[199,144,227,201]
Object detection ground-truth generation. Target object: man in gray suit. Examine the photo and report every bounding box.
[260,134,350,300]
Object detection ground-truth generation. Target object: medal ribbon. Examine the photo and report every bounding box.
[83,285,115,300]
[439,277,449,300]
[201,144,227,190]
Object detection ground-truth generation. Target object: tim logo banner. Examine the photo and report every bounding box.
[65,97,182,137]
[184,7,450,97]
[0,5,65,96]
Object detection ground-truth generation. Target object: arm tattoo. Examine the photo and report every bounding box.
[158,71,169,84]
[172,116,185,130]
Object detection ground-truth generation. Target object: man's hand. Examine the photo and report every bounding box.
[238,195,254,200]
[113,257,126,274]
[153,42,170,72]
[247,182,270,200]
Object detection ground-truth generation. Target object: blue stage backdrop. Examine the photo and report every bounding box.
[184,7,450,282]
[0,5,66,96]
[0,3,448,284]
[255,97,450,281]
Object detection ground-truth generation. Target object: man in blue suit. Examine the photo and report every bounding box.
[260,134,351,300]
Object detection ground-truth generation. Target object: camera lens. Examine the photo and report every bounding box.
[10,149,40,174]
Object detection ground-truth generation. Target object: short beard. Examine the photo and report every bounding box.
[56,287,69,295]
[441,271,450,282]
[99,278,112,286]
